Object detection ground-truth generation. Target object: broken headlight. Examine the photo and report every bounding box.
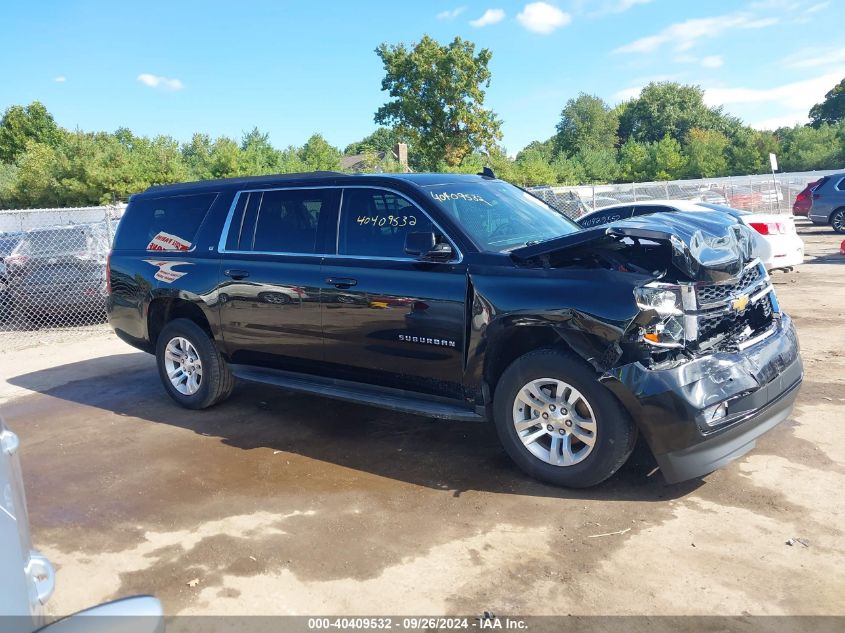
[634,283,685,348]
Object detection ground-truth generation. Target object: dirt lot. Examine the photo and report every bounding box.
[1,222,843,617]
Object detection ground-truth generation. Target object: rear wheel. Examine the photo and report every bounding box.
[492,349,637,488]
[831,208,845,234]
[155,318,234,409]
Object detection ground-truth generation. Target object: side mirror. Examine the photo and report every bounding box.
[404,232,453,261]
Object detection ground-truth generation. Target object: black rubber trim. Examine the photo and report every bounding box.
[230,365,484,422]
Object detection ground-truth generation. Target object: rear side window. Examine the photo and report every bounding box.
[116,193,218,251]
[836,178,845,191]
[224,188,339,254]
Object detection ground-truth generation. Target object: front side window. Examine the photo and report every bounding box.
[338,188,438,258]
[225,188,338,254]
[423,180,579,252]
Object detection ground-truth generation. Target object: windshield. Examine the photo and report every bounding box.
[423,180,580,252]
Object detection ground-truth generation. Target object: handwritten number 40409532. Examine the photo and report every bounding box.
[356,215,417,228]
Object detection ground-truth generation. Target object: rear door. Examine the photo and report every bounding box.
[217,187,339,370]
[319,187,466,399]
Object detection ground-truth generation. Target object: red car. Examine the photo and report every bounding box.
[793,179,821,216]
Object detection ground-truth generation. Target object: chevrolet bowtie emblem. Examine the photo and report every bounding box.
[731,294,750,312]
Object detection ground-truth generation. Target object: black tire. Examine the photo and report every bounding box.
[831,208,845,234]
[492,348,637,488]
[155,318,235,409]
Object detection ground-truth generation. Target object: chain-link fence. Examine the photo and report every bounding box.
[0,205,125,351]
[528,170,840,220]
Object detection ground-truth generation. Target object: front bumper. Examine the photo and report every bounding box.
[602,313,802,483]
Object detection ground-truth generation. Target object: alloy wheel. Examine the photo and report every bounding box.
[163,336,203,395]
[511,378,597,466]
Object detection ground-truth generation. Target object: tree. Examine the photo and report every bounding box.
[344,128,402,155]
[514,149,557,186]
[576,147,619,183]
[778,123,842,171]
[374,35,502,170]
[240,127,282,175]
[650,135,686,180]
[728,127,768,175]
[0,101,62,163]
[809,77,845,127]
[618,140,651,182]
[618,82,725,144]
[685,128,729,178]
[554,94,619,157]
[298,133,341,171]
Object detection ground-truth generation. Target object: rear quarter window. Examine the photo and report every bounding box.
[115,192,218,251]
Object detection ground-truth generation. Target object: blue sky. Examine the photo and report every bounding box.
[2,0,843,154]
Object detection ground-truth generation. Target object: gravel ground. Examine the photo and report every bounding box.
[1,220,843,618]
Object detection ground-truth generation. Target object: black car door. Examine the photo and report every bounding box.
[217,187,339,370]
[319,187,466,399]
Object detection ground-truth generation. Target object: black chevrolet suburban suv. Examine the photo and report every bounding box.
[107,172,803,488]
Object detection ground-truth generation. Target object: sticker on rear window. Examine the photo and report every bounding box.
[147,231,192,251]
[143,259,193,283]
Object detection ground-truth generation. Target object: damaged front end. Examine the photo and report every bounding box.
[510,211,803,482]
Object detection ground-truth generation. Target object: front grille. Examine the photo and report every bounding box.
[696,264,763,307]
[697,293,774,345]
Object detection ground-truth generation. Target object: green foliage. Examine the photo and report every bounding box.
[344,128,402,155]
[650,135,687,181]
[685,128,729,178]
[298,133,341,171]
[576,147,620,183]
[809,77,845,127]
[618,140,651,182]
[514,149,558,186]
[618,82,724,144]
[554,94,619,157]
[0,101,62,163]
[374,35,502,170]
[778,123,843,171]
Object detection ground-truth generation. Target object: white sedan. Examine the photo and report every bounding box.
[576,199,804,271]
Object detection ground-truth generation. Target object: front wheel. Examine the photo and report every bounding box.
[155,318,234,409]
[492,349,637,488]
[831,209,845,234]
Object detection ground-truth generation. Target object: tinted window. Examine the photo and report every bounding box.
[230,188,338,254]
[836,178,845,191]
[116,193,217,251]
[338,188,437,258]
[577,207,633,228]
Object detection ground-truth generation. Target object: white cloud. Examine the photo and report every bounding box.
[614,86,642,101]
[470,8,505,27]
[703,70,845,112]
[517,2,571,34]
[614,12,778,54]
[53,76,66,83]
[783,45,845,69]
[701,55,723,68]
[137,73,184,91]
[750,112,808,130]
[436,6,466,20]
[598,0,652,14]
[804,1,830,14]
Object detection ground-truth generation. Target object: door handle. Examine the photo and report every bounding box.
[224,269,250,280]
[325,277,357,288]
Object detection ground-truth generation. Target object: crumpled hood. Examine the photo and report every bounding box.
[511,210,755,282]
